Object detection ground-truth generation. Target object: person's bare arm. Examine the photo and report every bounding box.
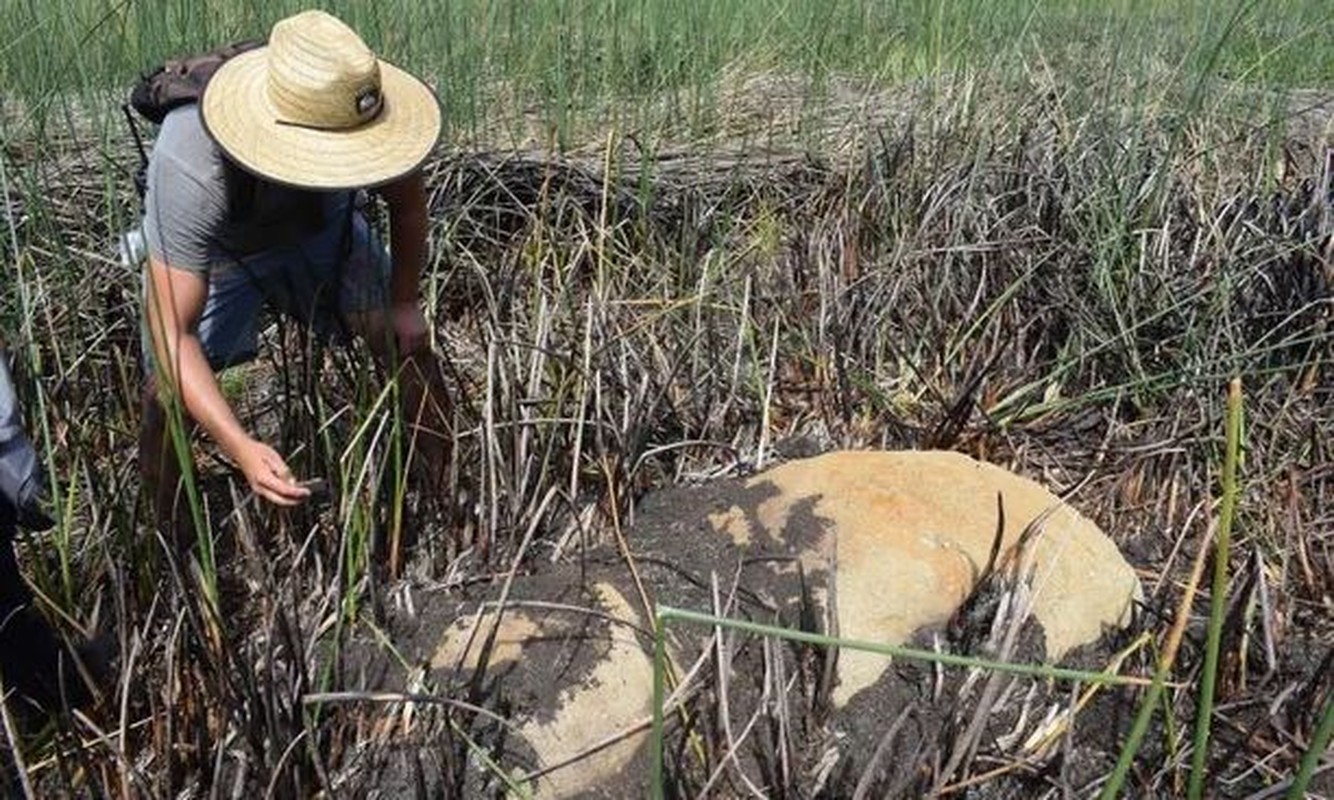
[376,171,431,355]
[370,171,452,489]
[144,257,310,506]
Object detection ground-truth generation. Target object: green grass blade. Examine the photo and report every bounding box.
[1287,692,1334,800]
[1188,377,1245,798]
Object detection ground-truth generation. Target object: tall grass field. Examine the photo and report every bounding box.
[1,0,1331,796]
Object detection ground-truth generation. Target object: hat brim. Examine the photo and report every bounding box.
[201,48,442,190]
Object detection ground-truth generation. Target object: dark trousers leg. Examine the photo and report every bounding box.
[0,515,86,715]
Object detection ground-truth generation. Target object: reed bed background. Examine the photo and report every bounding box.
[1,0,1331,796]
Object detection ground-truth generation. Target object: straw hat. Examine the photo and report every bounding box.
[201,9,441,190]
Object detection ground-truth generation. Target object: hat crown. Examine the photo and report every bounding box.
[266,10,383,130]
[200,8,441,189]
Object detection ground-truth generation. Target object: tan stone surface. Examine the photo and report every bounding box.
[708,504,754,546]
[520,583,653,799]
[431,583,653,799]
[735,450,1141,706]
[431,610,540,670]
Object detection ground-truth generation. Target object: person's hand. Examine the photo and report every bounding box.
[391,300,429,356]
[233,438,311,507]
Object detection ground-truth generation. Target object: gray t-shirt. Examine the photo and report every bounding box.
[142,106,349,272]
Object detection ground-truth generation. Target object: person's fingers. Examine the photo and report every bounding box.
[392,305,429,356]
[261,452,305,488]
[249,449,311,506]
[265,470,311,502]
[256,477,308,507]
[258,485,302,507]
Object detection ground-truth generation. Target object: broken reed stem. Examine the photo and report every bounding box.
[447,717,531,797]
[1022,632,1153,759]
[1100,491,1218,798]
[1188,377,1244,800]
[1,678,36,800]
[709,574,768,798]
[301,691,518,730]
[651,613,667,798]
[755,317,780,472]
[852,703,916,799]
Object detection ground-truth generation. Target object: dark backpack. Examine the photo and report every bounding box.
[122,39,265,199]
[128,39,264,124]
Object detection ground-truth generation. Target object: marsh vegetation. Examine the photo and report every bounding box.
[0,0,1330,796]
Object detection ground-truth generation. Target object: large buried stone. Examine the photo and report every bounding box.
[717,450,1143,705]
[413,450,1142,795]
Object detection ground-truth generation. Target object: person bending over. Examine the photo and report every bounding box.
[138,10,452,547]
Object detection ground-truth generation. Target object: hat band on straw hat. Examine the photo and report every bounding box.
[273,85,385,131]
